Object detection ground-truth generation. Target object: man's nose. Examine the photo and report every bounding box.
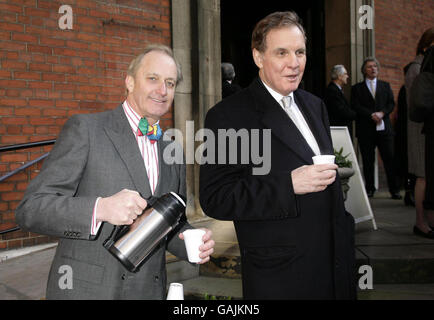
[285,52,300,68]
[156,81,167,95]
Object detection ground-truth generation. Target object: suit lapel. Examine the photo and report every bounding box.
[363,81,376,104]
[250,79,316,163]
[153,139,170,196]
[104,105,153,198]
[293,91,333,155]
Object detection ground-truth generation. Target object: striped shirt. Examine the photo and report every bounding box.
[90,101,160,235]
[122,100,160,194]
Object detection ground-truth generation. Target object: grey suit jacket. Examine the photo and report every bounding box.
[16,105,190,299]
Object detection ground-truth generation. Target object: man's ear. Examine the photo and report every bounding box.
[125,74,135,93]
[252,48,264,69]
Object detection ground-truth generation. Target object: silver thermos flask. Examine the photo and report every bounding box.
[103,191,186,272]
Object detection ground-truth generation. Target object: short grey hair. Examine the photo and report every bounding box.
[127,44,183,84]
[331,65,346,80]
[221,62,235,81]
[361,57,380,77]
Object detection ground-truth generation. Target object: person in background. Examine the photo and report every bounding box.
[221,62,242,99]
[351,57,401,199]
[409,42,434,239]
[324,64,356,136]
[405,28,434,238]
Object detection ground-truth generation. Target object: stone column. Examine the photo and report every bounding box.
[171,0,221,219]
[350,0,375,84]
[171,0,196,219]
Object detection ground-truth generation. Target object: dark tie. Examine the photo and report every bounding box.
[137,118,162,144]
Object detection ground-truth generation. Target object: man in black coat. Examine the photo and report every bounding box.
[351,57,401,199]
[324,65,356,134]
[221,62,241,99]
[200,11,356,300]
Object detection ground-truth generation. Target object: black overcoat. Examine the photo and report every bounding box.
[199,78,356,300]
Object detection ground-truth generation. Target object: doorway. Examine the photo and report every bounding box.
[220,0,326,98]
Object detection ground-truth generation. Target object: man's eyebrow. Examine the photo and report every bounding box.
[145,73,176,81]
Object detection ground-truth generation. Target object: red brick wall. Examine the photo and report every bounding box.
[0,0,172,249]
[375,0,434,120]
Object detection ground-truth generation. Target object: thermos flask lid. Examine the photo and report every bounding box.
[170,191,186,207]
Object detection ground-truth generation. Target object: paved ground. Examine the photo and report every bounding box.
[1,191,434,300]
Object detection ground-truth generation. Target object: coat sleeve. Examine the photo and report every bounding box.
[410,72,434,122]
[199,104,298,222]
[15,115,97,240]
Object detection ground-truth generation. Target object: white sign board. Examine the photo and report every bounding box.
[331,127,377,230]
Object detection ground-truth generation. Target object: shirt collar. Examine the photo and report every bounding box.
[261,79,295,107]
[122,100,159,134]
[334,82,342,90]
[365,77,377,85]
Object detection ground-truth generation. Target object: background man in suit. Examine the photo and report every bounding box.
[351,57,402,199]
[16,44,215,300]
[200,11,355,299]
[221,62,241,99]
[324,65,356,136]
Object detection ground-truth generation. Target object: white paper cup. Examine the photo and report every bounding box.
[167,282,184,300]
[183,229,206,263]
[312,155,335,164]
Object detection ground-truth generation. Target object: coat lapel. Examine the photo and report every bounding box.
[153,139,171,196]
[250,79,315,164]
[293,91,334,156]
[104,105,153,198]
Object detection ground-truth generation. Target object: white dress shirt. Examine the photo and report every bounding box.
[365,77,377,98]
[262,81,321,156]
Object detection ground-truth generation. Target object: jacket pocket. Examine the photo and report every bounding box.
[59,255,105,285]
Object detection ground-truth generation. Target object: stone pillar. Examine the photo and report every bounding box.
[171,0,196,219]
[195,0,221,217]
[350,0,375,84]
[171,0,221,219]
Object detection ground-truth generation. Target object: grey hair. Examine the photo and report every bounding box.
[221,62,236,81]
[361,57,380,77]
[127,44,183,84]
[331,65,346,80]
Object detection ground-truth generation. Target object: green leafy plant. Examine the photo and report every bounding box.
[203,293,232,300]
[334,147,352,168]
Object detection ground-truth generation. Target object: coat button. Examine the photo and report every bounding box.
[154,276,159,282]
[121,274,126,280]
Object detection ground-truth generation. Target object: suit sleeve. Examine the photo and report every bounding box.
[16,115,97,240]
[199,105,298,222]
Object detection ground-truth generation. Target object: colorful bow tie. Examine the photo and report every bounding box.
[137,118,162,144]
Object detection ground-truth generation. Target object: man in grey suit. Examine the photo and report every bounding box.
[16,44,215,299]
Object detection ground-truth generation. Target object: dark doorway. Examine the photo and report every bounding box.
[220,1,326,98]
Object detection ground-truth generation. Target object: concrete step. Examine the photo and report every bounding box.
[178,276,242,300]
[196,247,434,285]
[173,275,434,300]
